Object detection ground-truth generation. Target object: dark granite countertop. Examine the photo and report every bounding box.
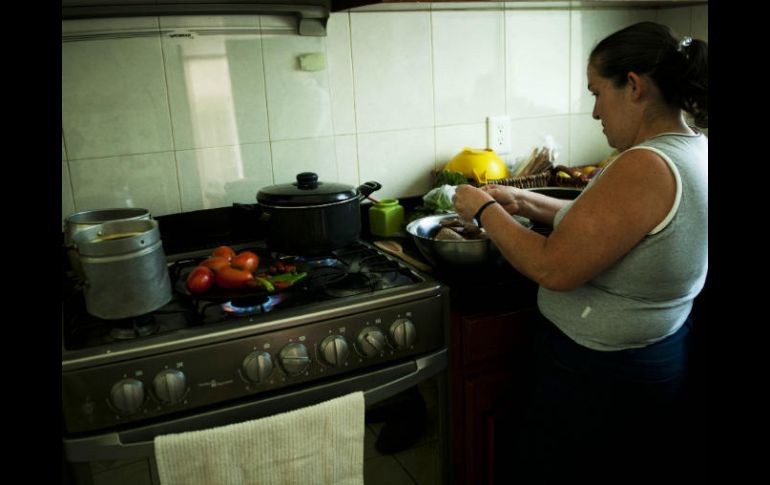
[360,197,540,316]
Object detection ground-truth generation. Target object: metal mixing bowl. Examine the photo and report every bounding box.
[406,213,500,267]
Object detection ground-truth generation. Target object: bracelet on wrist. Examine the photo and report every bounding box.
[474,200,497,229]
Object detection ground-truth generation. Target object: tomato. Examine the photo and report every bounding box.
[199,256,231,273]
[186,266,214,294]
[215,266,254,289]
[231,251,259,273]
[211,245,236,261]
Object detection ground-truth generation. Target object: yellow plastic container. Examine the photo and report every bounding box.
[369,199,405,237]
[444,147,509,184]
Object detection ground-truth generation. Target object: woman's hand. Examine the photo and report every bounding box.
[453,184,494,221]
[479,184,523,215]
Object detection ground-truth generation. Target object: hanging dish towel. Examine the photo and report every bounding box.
[154,391,364,485]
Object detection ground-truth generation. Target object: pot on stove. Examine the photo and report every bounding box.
[64,208,152,280]
[71,219,172,320]
[257,172,381,255]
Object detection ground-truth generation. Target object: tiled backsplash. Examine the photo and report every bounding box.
[61,3,708,223]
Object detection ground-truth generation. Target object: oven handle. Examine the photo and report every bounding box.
[64,348,447,462]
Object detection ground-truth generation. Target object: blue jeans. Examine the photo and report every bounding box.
[510,312,696,484]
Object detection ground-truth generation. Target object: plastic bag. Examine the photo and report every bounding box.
[508,135,560,177]
[422,185,457,212]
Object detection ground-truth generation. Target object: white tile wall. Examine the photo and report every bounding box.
[506,9,570,118]
[176,143,273,211]
[358,128,436,200]
[160,16,269,151]
[691,5,708,41]
[334,134,360,187]
[62,18,173,161]
[61,5,708,222]
[431,10,506,126]
[326,13,357,135]
[569,113,612,166]
[510,116,572,167]
[68,152,182,215]
[270,136,338,184]
[62,161,75,225]
[656,7,691,39]
[261,16,334,141]
[435,123,487,169]
[350,11,434,133]
[569,9,657,114]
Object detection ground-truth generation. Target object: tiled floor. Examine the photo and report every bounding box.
[363,381,442,485]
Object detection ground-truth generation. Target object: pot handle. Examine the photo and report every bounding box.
[358,181,382,198]
[233,202,270,222]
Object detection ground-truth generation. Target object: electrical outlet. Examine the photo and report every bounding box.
[487,115,511,155]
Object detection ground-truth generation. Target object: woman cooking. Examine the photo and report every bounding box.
[452,22,707,482]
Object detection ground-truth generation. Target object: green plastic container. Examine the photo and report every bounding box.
[369,199,405,237]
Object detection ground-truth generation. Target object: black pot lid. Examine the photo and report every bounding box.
[257,172,358,207]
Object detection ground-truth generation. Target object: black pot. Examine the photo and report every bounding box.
[257,172,381,255]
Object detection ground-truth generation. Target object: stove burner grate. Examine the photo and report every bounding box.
[306,258,409,298]
[108,315,160,340]
[222,294,286,316]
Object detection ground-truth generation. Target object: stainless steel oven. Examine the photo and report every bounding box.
[62,236,450,484]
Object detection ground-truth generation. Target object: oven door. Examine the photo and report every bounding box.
[63,349,449,485]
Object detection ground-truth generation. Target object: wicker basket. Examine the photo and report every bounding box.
[486,171,551,189]
[484,163,602,190]
[551,172,589,189]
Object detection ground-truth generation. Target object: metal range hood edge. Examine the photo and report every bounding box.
[61,0,330,36]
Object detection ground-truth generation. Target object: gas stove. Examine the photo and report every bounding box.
[61,238,449,436]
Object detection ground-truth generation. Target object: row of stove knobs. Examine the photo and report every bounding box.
[243,319,417,383]
[110,319,416,414]
[110,369,186,415]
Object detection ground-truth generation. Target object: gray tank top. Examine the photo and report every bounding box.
[537,131,708,351]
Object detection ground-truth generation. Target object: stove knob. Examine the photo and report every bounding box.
[279,343,311,376]
[242,351,274,384]
[356,326,386,357]
[320,335,349,366]
[389,318,417,349]
[110,379,145,415]
[153,369,187,404]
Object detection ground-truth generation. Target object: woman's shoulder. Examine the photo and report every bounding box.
[639,129,707,149]
[608,147,671,176]
[633,131,707,168]
[589,148,676,201]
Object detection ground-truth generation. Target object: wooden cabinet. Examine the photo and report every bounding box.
[450,303,538,485]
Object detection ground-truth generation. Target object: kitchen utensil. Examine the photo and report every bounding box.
[373,240,432,272]
[64,207,152,279]
[406,214,500,267]
[72,219,172,319]
[257,172,381,255]
[369,199,405,237]
[444,147,509,184]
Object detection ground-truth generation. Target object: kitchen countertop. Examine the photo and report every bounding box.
[360,197,540,315]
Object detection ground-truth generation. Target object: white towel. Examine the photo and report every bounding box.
[154,391,365,485]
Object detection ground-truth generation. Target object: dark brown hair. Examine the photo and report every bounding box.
[589,21,708,128]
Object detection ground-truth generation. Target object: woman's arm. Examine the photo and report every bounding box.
[480,184,570,226]
[454,149,676,291]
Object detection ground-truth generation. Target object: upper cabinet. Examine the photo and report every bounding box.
[62,0,332,36]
